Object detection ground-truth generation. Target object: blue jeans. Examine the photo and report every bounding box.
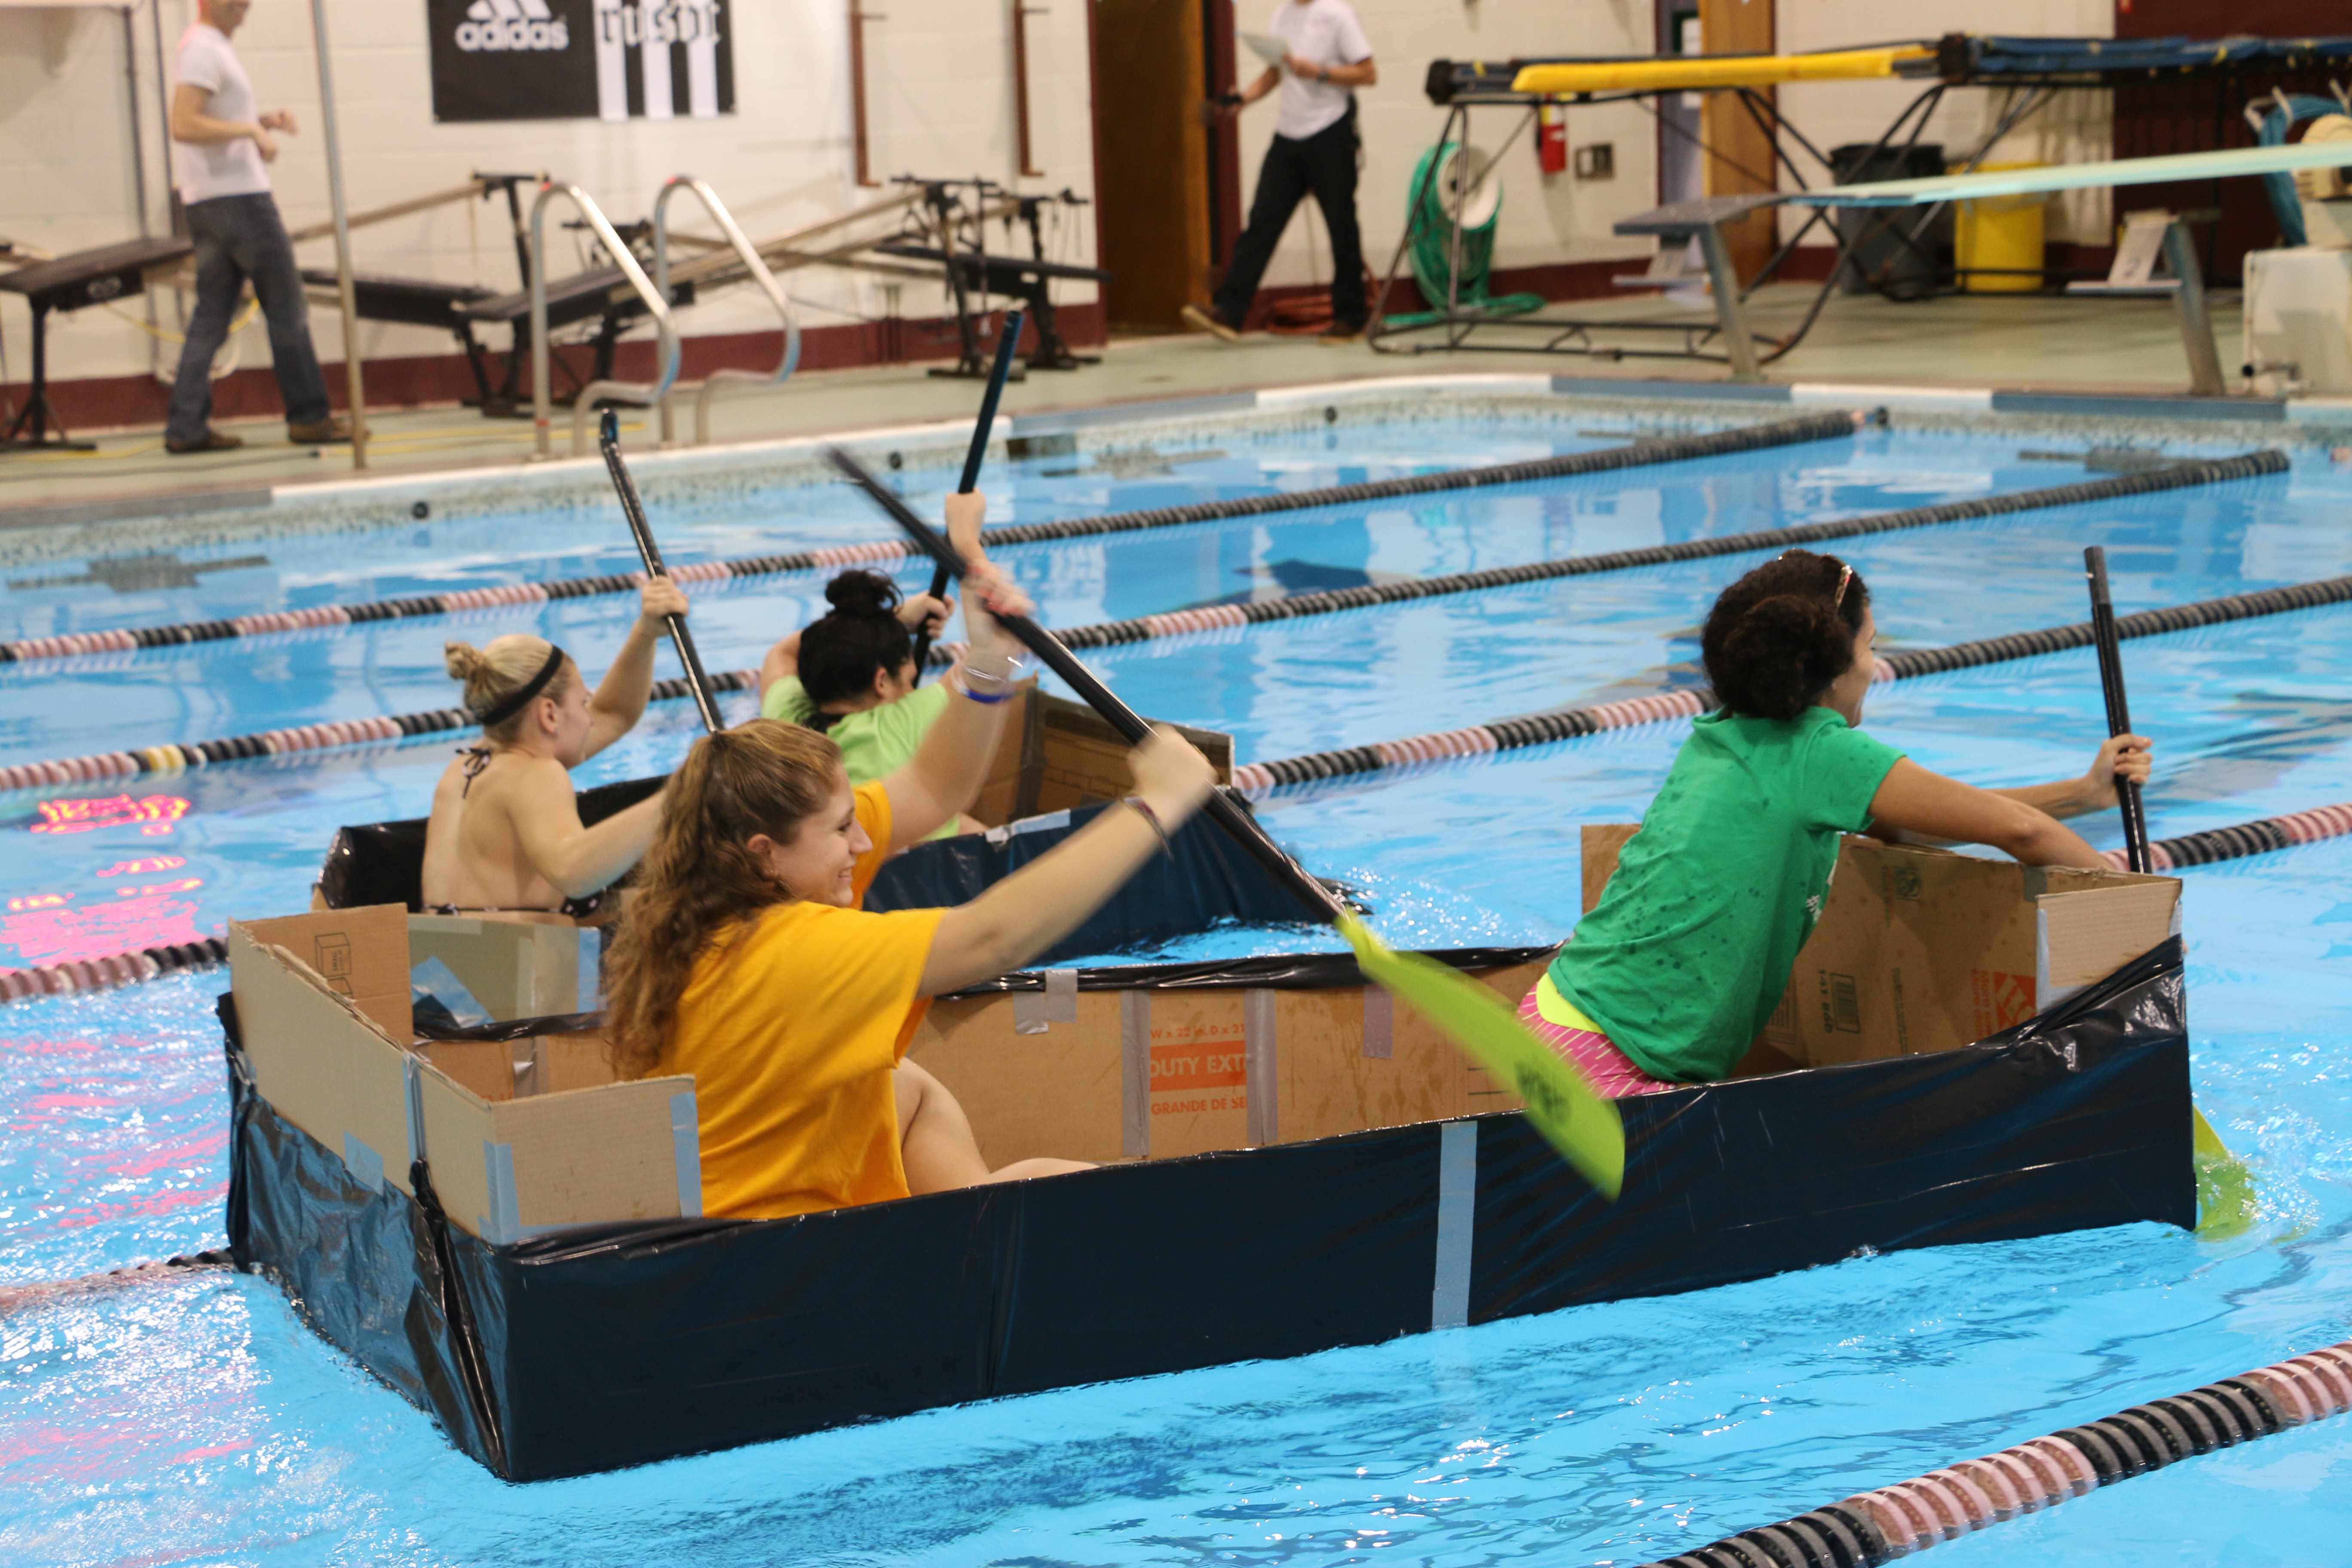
[166,193,330,441]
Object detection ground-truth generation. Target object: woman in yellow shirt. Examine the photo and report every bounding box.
[603,565,1218,1220]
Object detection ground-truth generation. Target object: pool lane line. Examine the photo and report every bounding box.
[0,413,1862,667]
[1228,569,2352,797]
[0,1250,231,1318]
[1636,1339,2352,1568]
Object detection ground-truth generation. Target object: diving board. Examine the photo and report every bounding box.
[1612,140,2352,391]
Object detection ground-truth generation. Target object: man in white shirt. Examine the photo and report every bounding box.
[1182,0,1377,345]
[165,0,347,455]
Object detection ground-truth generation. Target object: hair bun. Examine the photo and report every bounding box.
[824,569,902,617]
[444,641,486,682]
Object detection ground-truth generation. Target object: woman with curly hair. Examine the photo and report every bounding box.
[603,557,1218,1220]
[1526,548,2153,1096]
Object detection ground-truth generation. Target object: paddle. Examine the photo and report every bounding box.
[2085,548,2253,1237]
[2082,546,2152,873]
[826,444,1624,1199]
[912,308,1025,685]
[601,408,724,734]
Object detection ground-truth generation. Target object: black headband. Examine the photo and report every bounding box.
[472,643,569,729]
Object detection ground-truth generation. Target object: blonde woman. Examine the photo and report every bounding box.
[604,714,1216,1220]
[420,579,691,914]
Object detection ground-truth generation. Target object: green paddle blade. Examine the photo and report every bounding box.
[1338,915,1625,1200]
[2191,1104,2257,1242]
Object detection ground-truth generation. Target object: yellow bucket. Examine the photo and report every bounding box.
[1955,161,2048,294]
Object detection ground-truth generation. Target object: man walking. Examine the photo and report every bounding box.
[165,0,348,454]
[1182,0,1377,346]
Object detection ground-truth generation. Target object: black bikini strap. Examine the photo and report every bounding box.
[472,643,567,729]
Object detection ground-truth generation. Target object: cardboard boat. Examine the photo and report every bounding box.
[230,818,2192,1481]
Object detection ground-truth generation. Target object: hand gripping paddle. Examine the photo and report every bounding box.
[826,443,1624,1199]
[601,408,724,734]
[912,308,1025,684]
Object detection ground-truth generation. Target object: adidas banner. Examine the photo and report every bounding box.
[428,0,734,123]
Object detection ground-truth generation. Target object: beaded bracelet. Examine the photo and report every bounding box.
[961,661,1018,704]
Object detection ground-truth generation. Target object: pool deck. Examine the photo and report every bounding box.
[3,282,2348,529]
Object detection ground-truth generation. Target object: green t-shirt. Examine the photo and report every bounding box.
[1551,707,1903,1083]
[761,676,956,840]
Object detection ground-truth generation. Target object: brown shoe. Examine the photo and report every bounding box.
[288,416,352,446]
[164,429,245,455]
[1180,303,1241,343]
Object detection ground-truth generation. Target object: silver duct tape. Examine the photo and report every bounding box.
[341,1131,385,1193]
[1245,989,1278,1146]
[482,1139,521,1245]
[670,1090,704,1217]
[1363,987,1393,1058]
[1121,990,1151,1160]
[1432,1119,1478,1330]
[1014,968,1081,1034]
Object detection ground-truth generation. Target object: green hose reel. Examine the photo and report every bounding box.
[1388,141,1546,330]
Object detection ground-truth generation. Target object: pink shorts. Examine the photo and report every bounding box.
[1516,985,1678,1098]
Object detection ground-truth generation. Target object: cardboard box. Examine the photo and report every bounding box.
[968,684,1235,827]
[1580,825,2180,1069]
[906,958,1544,1167]
[229,906,695,1240]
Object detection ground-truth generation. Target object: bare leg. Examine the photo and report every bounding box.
[894,1060,1093,1194]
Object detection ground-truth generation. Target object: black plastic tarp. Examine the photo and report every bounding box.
[224,937,2191,1481]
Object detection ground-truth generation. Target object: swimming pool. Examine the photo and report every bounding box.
[3,387,2347,1564]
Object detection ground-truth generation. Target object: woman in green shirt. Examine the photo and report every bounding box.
[1528,549,2153,1095]
[759,556,980,841]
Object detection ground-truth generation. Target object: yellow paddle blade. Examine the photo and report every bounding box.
[2191,1104,2257,1241]
[1338,916,1624,1200]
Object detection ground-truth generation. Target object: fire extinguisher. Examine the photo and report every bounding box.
[1537,100,1568,175]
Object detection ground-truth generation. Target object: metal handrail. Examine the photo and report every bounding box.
[527,181,680,461]
[652,175,802,447]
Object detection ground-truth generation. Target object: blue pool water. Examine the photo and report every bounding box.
[2,407,2348,1564]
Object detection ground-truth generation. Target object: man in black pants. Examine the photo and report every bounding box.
[164,0,349,455]
[1183,0,1377,346]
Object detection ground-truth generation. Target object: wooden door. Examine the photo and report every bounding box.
[1700,0,1776,285]
[1088,0,1213,331]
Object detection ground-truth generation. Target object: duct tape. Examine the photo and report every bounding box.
[481,1139,521,1246]
[1121,990,1151,1160]
[1014,968,1080,1035]
[670,1090,703,1218]
[1431,1119,1478,1330]
[1244,989,1278,1146]
[1362,986,1393,1058]
[341,1131,385,1194]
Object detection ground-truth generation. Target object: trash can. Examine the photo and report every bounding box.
[1955,162,2048,293]
[1830,142,1944,299]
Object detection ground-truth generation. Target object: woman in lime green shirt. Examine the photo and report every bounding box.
[1528,549,2153,1095]
[758,493,993,840]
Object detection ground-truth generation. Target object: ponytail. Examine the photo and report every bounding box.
[1700,551,1869,721]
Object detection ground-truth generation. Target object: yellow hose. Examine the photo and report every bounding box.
[1511,45,1931,97]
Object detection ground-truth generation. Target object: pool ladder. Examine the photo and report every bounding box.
[527,177,799,459]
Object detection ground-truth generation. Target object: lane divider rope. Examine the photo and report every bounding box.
[0,414,1862,667]
[1638,1338,2352,1566]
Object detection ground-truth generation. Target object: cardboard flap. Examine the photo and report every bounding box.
[239,905,413,1041]
[1581,824,1642,913]
[409,913,592,1022]
[2037,880,2182,1008]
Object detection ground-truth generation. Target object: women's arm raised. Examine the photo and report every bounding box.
[919,728,1215,994]
[586,578,691,757]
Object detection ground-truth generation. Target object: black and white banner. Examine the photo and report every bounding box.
[427,0,735,124]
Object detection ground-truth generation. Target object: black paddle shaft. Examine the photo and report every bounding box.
[600,410,726,734]
[2083,546,2152,874]
[827,444,1345,925]
[913,309,1026,684]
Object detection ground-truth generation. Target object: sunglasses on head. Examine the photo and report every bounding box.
[1776,551,1854,609]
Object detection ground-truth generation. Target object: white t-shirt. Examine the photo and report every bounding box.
[175,23,272,204]
[1266,0,1371,142]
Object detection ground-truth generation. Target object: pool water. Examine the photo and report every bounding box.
[2,408,2348,1565]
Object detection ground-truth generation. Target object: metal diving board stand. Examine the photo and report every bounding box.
[1617,140,2352,394]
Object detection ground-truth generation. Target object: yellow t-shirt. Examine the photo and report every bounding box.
[654,782,946,1220]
